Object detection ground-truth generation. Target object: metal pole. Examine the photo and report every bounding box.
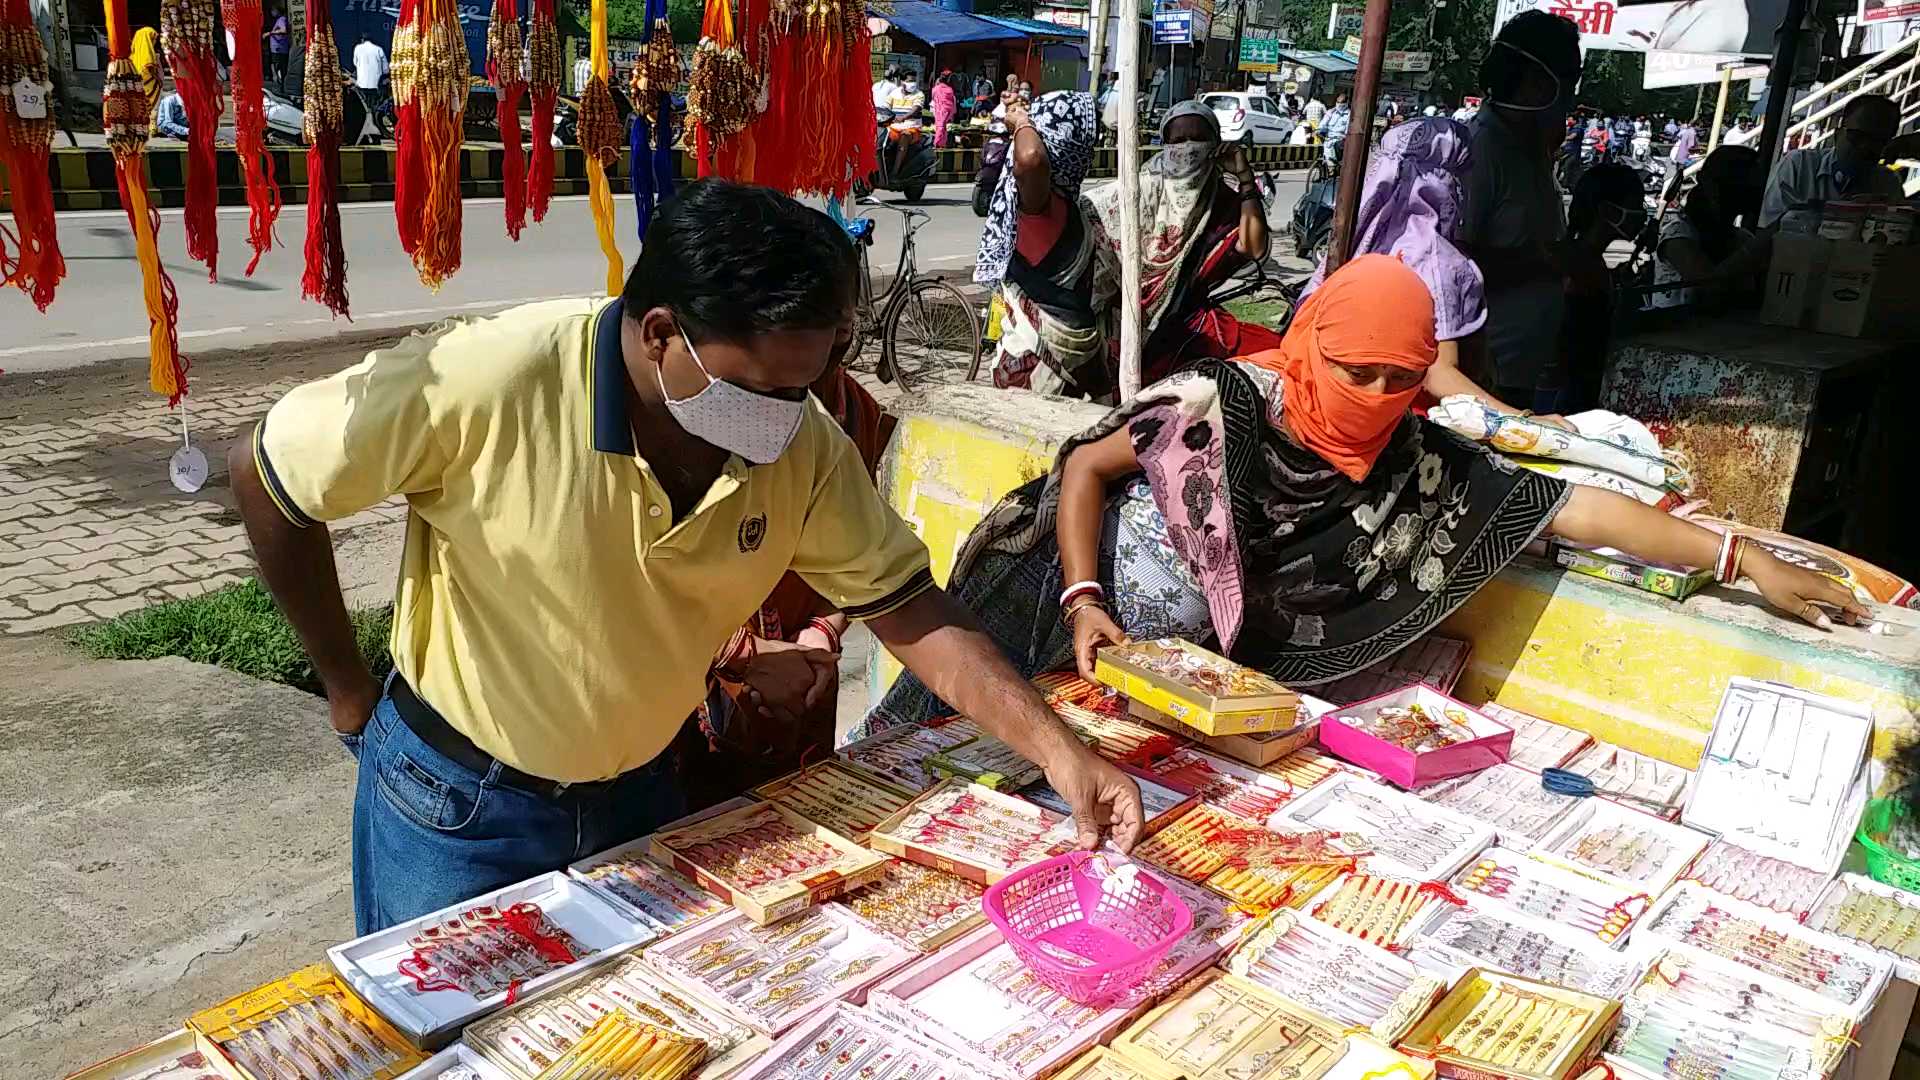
[1087,0,1109,98]
[1707,66,1732,151]
[1755,0,1809,170]
[1326,0,1390,272]
[1117,0,1145,397]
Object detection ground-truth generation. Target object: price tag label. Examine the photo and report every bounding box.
[169,445,209,493]
[11,77,48,120]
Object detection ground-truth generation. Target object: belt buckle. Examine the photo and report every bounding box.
[552,781,570,797]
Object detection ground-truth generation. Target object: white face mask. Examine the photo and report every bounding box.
[1156,141,1215,179]
[656,328,807,465]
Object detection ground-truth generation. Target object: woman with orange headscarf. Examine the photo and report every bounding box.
[863,255,1861,731]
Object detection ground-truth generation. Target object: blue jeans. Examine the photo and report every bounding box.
[341,686,685,934]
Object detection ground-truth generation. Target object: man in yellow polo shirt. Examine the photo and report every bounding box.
[231,180,1143,933]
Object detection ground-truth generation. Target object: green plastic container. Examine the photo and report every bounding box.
[1856,797,1920,894]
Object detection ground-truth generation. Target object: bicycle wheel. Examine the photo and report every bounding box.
[844,245,881,375]
[883,278,982,393]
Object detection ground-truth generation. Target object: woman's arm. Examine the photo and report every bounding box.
[1222,146,1269,259]
[1427,337,1520,413]
[1058,427,1144,677]
[1547,486,1866,629]
[1007,99,1052,215]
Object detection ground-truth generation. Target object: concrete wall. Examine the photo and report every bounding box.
[870,385,1920,770]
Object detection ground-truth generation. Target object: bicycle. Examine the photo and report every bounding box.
[846,198,983,394]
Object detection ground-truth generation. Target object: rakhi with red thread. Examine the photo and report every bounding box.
[103,0,186,402]
[686,0,755,178]
[0,0,65,310]
[221,0,280,273]
[487,0,527,239]
[159,0,220,279]
[300,0,348,316]
[752,0,868,196]
[524,0,559,221]
[392,0,467,288]
[627,0,678,237]
[578,0,622,295]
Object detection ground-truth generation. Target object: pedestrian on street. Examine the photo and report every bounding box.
[230,179,1145,934]
[264,5,290,95]
[351,33,389,145]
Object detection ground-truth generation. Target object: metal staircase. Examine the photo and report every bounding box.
[1780,31,1920,193]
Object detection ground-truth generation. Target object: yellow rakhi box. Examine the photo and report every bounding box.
[1096,639,1298,738]
[187,964,425,1080]
[1397,968,1619,1080]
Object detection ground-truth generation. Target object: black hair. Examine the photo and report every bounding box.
[1568,162,1643,233]
[1841,93,1898,128]
[1482,11,1581,99]
[1685,144,1761,258]
[622,179,857,345]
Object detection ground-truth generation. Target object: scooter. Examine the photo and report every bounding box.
[856,107,935,203]
[972,127,1007,217]
[263,86,305,145]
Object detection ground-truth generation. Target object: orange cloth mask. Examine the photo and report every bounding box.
[1244,254,1437,481]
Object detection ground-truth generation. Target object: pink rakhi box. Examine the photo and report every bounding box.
[1317,684,1512,789]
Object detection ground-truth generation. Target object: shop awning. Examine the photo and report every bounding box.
[971,14,1089,39]
[1279,49,1358,74]
[870,1,1027,45]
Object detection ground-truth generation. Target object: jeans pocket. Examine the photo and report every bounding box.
[374,740,491,834]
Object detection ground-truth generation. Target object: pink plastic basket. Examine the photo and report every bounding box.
[981,851,1193,1007]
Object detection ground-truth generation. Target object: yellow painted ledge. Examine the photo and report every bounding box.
[869,386,1920,769]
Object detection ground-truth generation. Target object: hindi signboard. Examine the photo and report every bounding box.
[1859,0,1920,23]
[1382,50,1432,72]
[1239,25,1282,72]
[1492,0,1784,55]
[1326,3,1363,36]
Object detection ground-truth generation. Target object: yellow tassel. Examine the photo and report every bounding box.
[588,157,620,296]
[584,0,619,291]
[124,175,182,398]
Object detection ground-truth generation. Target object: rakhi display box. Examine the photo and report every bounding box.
[835,716,983,794]
[1396,968,1620,1080]
[649,801,890,926]
[569,798,752,936]
[1018,763,1198,837]
[1094,639,1298,738]
[867,779,1079,886]
[730,1001,992,1080]
[1318,684,1512,789]
[397,1043,514,1079]
[65,1029,249,1080]
[187,964,427,1080]
[750,761,917,844]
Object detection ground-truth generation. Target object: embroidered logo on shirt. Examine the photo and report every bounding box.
[738,513,767,553]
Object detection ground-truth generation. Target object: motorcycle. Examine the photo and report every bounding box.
[1291,171,1337,266]
[262,87,306,145]
[972,127,1007,217]
[856,106,935,203]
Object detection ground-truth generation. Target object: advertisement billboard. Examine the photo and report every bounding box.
[1492,0,1785,56]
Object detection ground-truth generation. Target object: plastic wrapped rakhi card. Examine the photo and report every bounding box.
[1683,839,1835,920]
[649,801,890,926]
[1271,774,1492,882]
[1452,848,1649,949]
[569,798,753,936]
[750,762,916,845]
[1421,763,1578,846]
[867,780,1079,886]
[730,1002,991,1080]
[1136,747,1321,824]
[1401,904,1645,1000]
[1224,911,1445,1044]
[1533,798,1708,897]
[834,859,986,953]
[835,717,983,794]
[1604,952,1855,1080]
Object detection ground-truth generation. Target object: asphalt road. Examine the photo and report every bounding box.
[2,175,1309,378]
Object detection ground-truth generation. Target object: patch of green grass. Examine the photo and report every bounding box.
[1223,296,1294,327]
[72,578,393,696]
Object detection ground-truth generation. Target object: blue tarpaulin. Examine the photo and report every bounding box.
[872,0,1026,45]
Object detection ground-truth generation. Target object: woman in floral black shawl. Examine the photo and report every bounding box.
[863,256,1861,734]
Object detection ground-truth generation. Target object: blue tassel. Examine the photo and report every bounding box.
[631,111,654,239]
[651,95,675,214]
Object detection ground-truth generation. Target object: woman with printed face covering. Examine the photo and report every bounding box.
[1458,11,1585,410]
[861,256,1865,735]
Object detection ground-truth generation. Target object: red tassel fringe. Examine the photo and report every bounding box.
[170,46,222,279]
[221,0,280,274]
[499,82,527,239]
[302,130,348,316]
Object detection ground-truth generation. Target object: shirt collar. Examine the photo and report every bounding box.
[590,297,635,455]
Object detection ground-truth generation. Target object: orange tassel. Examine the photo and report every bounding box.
[0,0,66,310]
[221,0,280,274]
[104,0,186,402]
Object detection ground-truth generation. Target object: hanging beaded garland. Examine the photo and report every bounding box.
[525,0,561,221]
[0,0,65,310]
[486,0,528,240]
[300,9,348,316]
[391,0,468,288]
[158,0,220,280]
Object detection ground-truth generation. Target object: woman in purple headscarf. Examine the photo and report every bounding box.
[1301,116,1526,416]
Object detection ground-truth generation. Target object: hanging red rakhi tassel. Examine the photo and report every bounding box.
[0,0,66,310]
[104,0,187,402]
[221,0,280,273]
[838,2,875,196]
[687,0,754,178]
[627,0,678,237]
[525,0,559,222]
[159,0,220,279]
[300,0,348,316]
[487,0,527,240]
[392,0,467,288]
[579,0,621,295]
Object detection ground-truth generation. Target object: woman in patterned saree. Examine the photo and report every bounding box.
[863,255,1864,732]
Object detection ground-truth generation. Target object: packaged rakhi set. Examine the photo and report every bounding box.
[1401,903,1645,999]
[1107,970,1434,1080]
[1046,694,1184,763]
[1421,763,1578,845]
[1135,747,1327,825]
[1093,639,1299,737]
[1133,801,1367,909]
[1534,796,1708,896]
[1304,871,1463,948]
[1319,685,1513,788]
[1604,951,1856,1080]
[927,735,1051,790]
[1224,911,1445,1044]
[868,780,1079,885]
[1810,872,1920,981]
[1478,703,1592,771]
[65,1030,249,1080]
[525,1013,708,1080]
[1047,1048,1159,1080]
[644,905,914,1036]
[835,717,983,794]
[1451,848,1649,949]
[834,859,986,953]
[1315,634,1472,706]
[569,799,752,935]
[1681,678,1872,876]
[1018,766,1196,836]
[731,1002,989,1080]
[1682,839,1835,919]
[395,1042,511,1079]
[327,872,650,1048]
[460,952,765,1080]
[649,801,890,925]
[1638,884,1891,1020]
[1273,774,1494,881]
[1398,968,1619,1080]
[188,965,426,1080]
[750,762,916,844]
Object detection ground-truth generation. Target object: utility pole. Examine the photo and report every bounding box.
[1117,0,1144,397]
[1326,0,1389,272]
[1088,0,1109,98]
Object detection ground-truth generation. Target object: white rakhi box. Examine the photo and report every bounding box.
[397,1043,516,1079]
[1271,773,1494,882]
[328,871,652,1048]
[1400,899,1647,1000]
[568,797,753,936]
[1532,795,1709,897]
[1681,677,1873,876]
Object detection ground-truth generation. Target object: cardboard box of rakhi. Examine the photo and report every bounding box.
[649,801,889,926]
[187,964,426,1080]
[65,1028,249,1080]
[750,761,916,844]
[1760,233,1832,329]
[1397,968,1619,1080]
[731,1001,992,1080]
[1812,239,1920,339]
[1318,684,1513,789]
[1601,951,1855,1080]
[926,732,1095,790]
[1546,539,1712,600]
[834,715,983,793]
[1129,699,1317,767]
[1110,969,1435,1080]
[1019,762,1198,837]
[1533,795,1710,897]
[1094,639,1298,737]
[569,798,751,936]
[327,870,653,1048]
[868,779,1079,885]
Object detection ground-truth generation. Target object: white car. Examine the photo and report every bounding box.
[1202,92,1296,145]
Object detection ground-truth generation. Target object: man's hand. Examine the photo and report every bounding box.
[329,670,383,736]
[740,641,838,719]
[1042,741,1145,853]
